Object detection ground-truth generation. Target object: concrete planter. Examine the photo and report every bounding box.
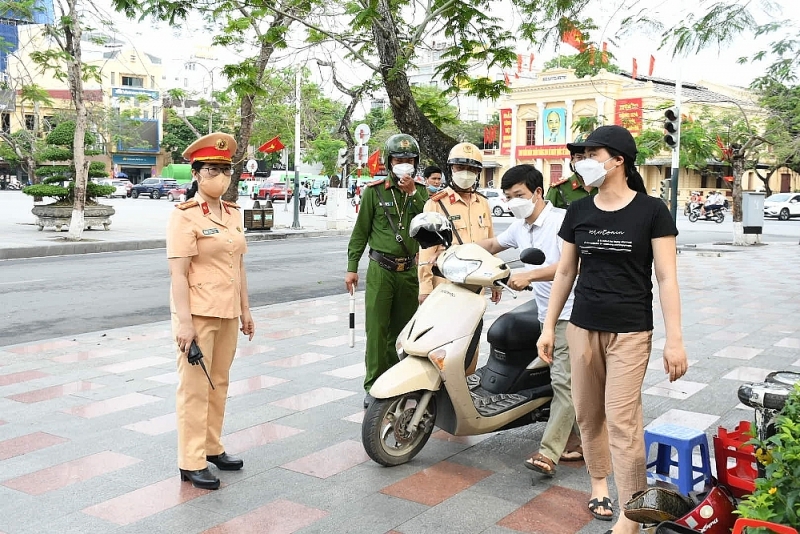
[31,203,116,232]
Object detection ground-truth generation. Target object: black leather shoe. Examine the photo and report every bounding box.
[179,468,220,490]
[363,393,374,409]
[206,452,243,471]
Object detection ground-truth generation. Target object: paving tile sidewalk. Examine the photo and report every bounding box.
[0,244,799,533]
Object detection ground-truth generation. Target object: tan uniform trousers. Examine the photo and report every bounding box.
[566,324,652,508]
[173,313,239,471]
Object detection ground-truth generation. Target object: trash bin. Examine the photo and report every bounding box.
[243,200,273,231]
[742,191,765,234]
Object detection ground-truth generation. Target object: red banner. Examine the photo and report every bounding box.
[516,145,570,160]
[500,109,512,155]
[615,98,643,136]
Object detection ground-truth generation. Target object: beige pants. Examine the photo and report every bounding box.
[566,324,652,507]
[173,314,239,470]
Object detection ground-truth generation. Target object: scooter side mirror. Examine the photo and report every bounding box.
[520,248,546,266]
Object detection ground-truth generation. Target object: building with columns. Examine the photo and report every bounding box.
[483,67,800,199]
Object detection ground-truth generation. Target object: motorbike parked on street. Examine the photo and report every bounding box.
[361,212,553,466]
[315,190,328,206]
[688,204,725,223]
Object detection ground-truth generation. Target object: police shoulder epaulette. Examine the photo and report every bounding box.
[176,200,199,210]
[552,178,569,186]
[222,200,240,210]
[430,191,448,202]
[366,178,385,187]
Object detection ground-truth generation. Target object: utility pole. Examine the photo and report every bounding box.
[292,68,301,229]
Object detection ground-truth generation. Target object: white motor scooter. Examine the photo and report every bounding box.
[362,212,553,466]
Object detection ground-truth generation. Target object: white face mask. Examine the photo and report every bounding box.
[451,170,478,190]
[392,163,415,179]
[574,157,613,187]
[507,196,537,219]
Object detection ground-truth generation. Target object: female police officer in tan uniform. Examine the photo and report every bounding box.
[167,132,255,490]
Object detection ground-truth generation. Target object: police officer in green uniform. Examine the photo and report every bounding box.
[345,134,429,408]
[545,137,598,208]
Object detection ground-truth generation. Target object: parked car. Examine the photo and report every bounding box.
[254,181,293,201]
[131,177,179,199]
[167,186,188,202]
[98,179,128,198]
[764,192,800,221]
[478,188,511,217]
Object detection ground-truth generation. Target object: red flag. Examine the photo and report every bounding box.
[483,127,489,146]
[258,136,285,153]
[503,72,510,86]
[648,55,655,76]
[561,28,585,51]
[632,58,638,79]
[601,42,608,64]
[716,135,725,151]
[367,149,381,175]
[488,126,497,145]
[588,45,596,65]
[514,71,519,79]
[517,54,522,73]
[528,53,535,71]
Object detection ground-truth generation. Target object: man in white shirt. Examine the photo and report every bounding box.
[701,190,724,216]
[478,164,583,480]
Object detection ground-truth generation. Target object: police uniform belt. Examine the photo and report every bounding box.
[369,249,415,272]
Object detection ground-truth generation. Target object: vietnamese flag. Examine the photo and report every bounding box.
[632,58,638,79]
[258,136,285,153]
[648,55,655,76]
[367,149,381,175]
[561,28,585,52]
[601,42,608,64]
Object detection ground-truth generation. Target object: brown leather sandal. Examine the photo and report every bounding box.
[524,452,556,477]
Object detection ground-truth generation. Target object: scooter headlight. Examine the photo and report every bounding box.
[439,254,481,283]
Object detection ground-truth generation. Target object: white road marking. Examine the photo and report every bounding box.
[0,279,47,286]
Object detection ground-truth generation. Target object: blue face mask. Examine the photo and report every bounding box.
[427,185,440,193]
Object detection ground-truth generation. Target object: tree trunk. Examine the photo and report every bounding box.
[224,13,289,203]
[372,0,456,170]
[730,155,748,246]
[63,0,88,241]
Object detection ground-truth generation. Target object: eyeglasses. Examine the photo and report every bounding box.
[200,167,233,176]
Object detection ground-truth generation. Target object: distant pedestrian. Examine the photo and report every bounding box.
[537,125,687,534]
[422,165,443,194]
[166,132,255,491]
[299,182,309,213]
[345,134,429,408]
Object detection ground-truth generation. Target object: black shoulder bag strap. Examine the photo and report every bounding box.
[435,199,464,245]
[376,185,414,258]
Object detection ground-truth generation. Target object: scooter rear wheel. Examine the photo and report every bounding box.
[688,212,699,223]
[362,391,437,466]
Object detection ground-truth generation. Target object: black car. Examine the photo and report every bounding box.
[131,178,179,199]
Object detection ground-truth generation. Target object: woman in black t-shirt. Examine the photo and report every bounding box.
[537,126,688,534]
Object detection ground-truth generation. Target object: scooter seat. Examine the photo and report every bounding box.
[486,299,540,352]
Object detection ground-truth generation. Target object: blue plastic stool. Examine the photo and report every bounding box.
[644,424,713,496]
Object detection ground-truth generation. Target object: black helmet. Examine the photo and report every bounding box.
[409,212,453,249]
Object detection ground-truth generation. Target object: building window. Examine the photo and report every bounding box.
[184,78,188,87]
[43,116,55,131]
[111,72,116,85]
[153,105,160,118]
[526,120,537,145]
[143,111,149,119]
[1,113,10,133]
[24,114,35,130]
[550,164,562,184]
[121,76,144,88]
[151,75,155,88]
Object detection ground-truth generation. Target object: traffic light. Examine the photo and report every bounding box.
[664,107,680,149]
[660,179,671,202]
[337,147,348,166]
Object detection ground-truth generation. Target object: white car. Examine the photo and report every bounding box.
[764,193,800,221]
[99,179,128,198]
[478,188,511,217]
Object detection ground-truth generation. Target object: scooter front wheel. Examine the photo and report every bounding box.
[688,212,699,223]
[362,391,437,466]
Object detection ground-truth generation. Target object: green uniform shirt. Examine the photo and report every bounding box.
[545,173,598,209]
[347,179,429,272]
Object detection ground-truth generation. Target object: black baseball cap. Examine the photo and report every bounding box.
[567,125,638,161]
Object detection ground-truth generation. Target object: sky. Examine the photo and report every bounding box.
[90,0,794,109]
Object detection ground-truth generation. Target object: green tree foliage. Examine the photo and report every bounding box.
[162,109,220,163]
[543,53,620,79]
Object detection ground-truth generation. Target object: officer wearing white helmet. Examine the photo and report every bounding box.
[418,143,499,363]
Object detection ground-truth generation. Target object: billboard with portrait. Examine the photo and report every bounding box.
[542,108,566,145]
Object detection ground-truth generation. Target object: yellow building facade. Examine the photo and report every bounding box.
[484,68,800,200]
[4,26,169,182]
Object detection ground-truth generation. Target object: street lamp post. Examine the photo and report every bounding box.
[186,61,215,134]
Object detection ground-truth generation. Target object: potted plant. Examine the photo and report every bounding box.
[737,384,800,531]
[22,121,116,231]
